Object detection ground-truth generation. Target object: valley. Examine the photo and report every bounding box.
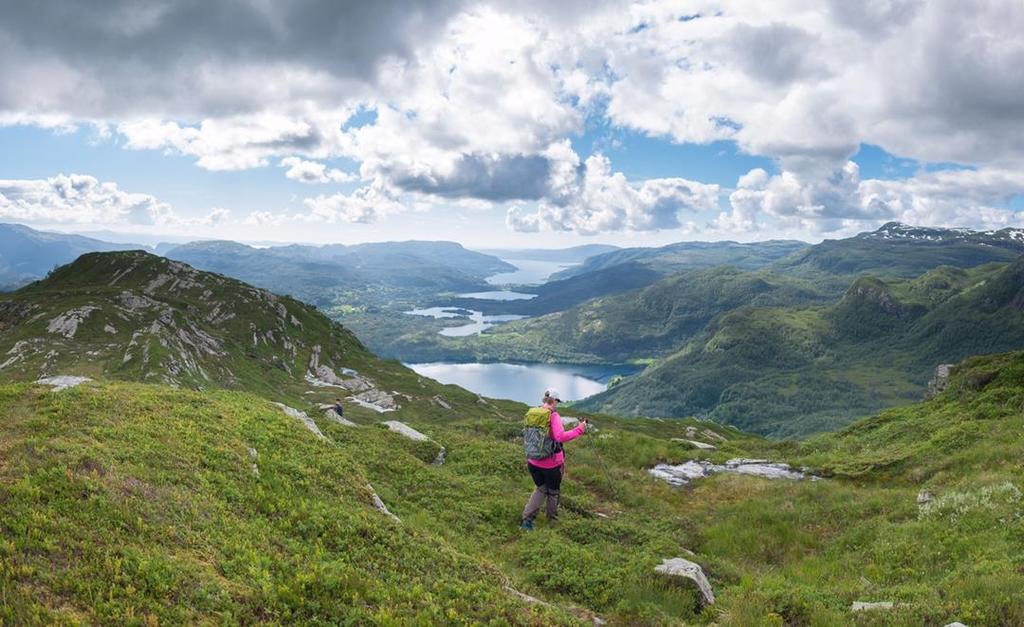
[6,221,1024,435]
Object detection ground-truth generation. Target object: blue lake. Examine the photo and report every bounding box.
[456,290,537,301]
[405,361,641,404]
[485,258,578,286]
[405,307,527,336]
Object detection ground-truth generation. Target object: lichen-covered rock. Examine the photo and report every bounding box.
[649,458,808,486]
[432,395,452,410]
[382,420,431,441]
[323,408,358,427]
[273,403,326,440]
[35,375,92,391]
[926,363,957,399]
[47,306,99,338]
[649,461,709,486]
[655,557,715,605]
[367,483,401,523]
[671,438,716,450]
[248,447,259,476]
[381,420,446,465]
[351,388,399,412]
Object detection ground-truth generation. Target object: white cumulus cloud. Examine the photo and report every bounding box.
[0,174,173,225]
[508,152,719,234]
[280,157,356,184]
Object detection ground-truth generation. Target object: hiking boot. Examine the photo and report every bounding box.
[520,519,534,531]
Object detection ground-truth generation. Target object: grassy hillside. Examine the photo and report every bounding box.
[3,250,1023,624]
[580,260,1024,437]
[0,251,392,402]
[4,342,1024,624]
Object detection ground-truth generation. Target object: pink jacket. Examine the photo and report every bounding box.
[528,410,586,469]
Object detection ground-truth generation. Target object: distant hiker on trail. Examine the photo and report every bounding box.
[521,388,587,530]
[333,398,344,418]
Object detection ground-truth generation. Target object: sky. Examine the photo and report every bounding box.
[1,0,1023,248]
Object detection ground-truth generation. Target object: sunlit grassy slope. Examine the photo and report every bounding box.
[3,349,1023,625]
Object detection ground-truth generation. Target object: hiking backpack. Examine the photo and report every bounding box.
[523,406,562,460]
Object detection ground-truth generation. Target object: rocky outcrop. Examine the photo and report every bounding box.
[367,483,401,523]
[351,388,399,412]
[382,420,446,465]
[654,557,715,605]
[671,438,716,450]
[649,458,809,486]
[926,363,956,399]
[47,306,99,339]
[273,403,326,440]
[686,425,726,442]
[431,395,451,409]
[118,291,159,311]
[322,407,358,427]
[382,420,430,441]
[305,344,374,392]
[0,340,36,370]
[35,375,92,391]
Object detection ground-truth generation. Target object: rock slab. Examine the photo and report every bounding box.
[35,376,92,391]
[273,403,326,440]
[671,438,717,450]
[382,420,430,441]
[851,601,894,612]
[655,557,715,605]
[650,458,808,486]
[382,420,447,465]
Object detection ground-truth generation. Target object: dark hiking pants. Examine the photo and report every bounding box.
[523,463,563,522]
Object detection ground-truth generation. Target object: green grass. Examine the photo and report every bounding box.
[3,350,1024,624]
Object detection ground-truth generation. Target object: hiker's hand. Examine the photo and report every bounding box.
[580,417,589,432]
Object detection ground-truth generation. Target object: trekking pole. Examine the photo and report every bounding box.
[585,418,623,504]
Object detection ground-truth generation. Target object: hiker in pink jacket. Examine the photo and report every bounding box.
[521,388,587,530]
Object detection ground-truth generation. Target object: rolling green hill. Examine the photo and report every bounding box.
[0,251,388,402]
[550,239,809,281]
[485,266,826,362]
[579,259,1024,437]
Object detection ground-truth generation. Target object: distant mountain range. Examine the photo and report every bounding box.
[163,239,516,307]
[0,223,145,290]
[550,239,810,280]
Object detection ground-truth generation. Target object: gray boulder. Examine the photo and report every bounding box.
[654,557,715,605]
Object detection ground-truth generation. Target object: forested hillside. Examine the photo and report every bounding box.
[580,259,1024,436]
